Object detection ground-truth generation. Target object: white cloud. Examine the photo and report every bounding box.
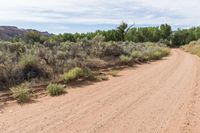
[0,0,199,32]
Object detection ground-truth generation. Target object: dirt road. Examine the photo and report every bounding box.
[1,49,200,133]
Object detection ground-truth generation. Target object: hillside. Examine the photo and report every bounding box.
[0,26,52,40]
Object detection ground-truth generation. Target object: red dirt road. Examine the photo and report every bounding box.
[1,49,200,133]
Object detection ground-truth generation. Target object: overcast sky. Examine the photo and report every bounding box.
[0,0,199,33]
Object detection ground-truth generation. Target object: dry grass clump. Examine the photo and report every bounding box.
[11,83,32,103]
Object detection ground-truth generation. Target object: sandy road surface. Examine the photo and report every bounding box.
[1,49,200,133]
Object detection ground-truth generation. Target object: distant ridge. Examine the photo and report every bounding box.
[0,26,52,40]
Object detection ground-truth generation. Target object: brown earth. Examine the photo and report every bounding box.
[1,49,200,133]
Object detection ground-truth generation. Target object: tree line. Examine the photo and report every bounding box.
[15,22,200,47]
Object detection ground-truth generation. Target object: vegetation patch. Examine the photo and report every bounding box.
[182,40,200,57]
[119,55,132,65]
[11,83,32,103]
[93,75,109,81]
[47,83,65,96]
[62,67,84,83]
[108,70,120,77]
[0,22,171,95]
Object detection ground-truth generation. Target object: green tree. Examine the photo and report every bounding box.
[160,24,172,40]
[116,22,128,41]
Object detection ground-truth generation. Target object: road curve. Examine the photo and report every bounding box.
[1,49,200,133]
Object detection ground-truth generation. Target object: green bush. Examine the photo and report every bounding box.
[62,67,84,83]
[47,83,65,96]
[62,67,95,83]
[11,83,31,103]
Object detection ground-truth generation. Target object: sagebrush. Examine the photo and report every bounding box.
[0,39,170,91]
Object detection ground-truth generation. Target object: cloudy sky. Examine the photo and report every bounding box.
[0,0,199,33]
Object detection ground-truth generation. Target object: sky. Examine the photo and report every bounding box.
[0,0,199,34]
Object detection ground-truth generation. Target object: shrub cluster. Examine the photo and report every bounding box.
[118,43,170,64]
[0,39,169,91]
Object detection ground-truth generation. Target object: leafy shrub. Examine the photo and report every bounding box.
[11,83,31,103]
[47,83,65,96]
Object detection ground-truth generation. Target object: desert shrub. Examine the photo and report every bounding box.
[131,51,143,60]
[85,58,107,69]
[147,47,170,60]
[62,67,95,83]
[62,67,84,83]
[182,41,200,57]
[0,40,170,90]
[0,65,10,90]
[119,55,132,65]
[93,75,109,81]
[159,47,170,57]
[130,44,170,62]
[47,83,65,96]
[19,53,52,80]
[11,83,31,103]
[103,43,124,57]
[19,53,37,67]
[150,51,162,60]
[108,70,119,77]
[82,68,95,80]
